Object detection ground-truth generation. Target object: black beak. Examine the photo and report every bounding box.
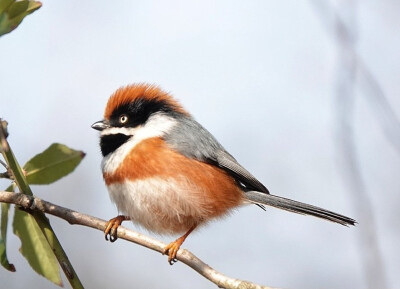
[91,120,110,131]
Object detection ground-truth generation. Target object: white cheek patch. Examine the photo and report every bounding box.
[101,113,177,174]
[100,126,138,137]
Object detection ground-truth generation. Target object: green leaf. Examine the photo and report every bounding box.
[23,143,85,185]
[13,208,62,286]
[0,185,15,272]
[0,0,14,14]
[8,0,29,18]
[0,0,41,37]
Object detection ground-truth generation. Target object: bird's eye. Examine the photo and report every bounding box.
[119,115,129,124]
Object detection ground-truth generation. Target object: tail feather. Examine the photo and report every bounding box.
[245,191,356,226]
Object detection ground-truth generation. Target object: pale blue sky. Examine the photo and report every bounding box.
[1,1,399,288]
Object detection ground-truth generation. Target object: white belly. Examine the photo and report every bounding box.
[106,177,210,235]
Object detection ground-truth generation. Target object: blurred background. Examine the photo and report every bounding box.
[1,1,399,288]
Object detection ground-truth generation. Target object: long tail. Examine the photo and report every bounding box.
[245,191,356,226]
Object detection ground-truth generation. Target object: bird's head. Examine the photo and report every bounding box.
[92,83,188,157]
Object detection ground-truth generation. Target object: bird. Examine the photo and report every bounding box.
[92,83,356,264]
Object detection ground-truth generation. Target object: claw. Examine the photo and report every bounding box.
[163,242,180,265]
[162,225,196,265]
[104,215,129,242]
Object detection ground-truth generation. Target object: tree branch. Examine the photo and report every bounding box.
[0,190,277,289]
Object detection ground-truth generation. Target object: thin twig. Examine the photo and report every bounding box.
[0,190,278,289]
[0,159,11,179]
[310,0,400,153]
[310,1,388,288]
[0,159,7,168]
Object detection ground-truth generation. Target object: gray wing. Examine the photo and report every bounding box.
[164,115,270,194]
[215,151,269,194]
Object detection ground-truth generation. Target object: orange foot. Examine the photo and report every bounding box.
[104,215,130,242]
[162,225,196,265]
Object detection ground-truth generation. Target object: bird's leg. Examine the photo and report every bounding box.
[104,215,130,242]
[163,225,197,265]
